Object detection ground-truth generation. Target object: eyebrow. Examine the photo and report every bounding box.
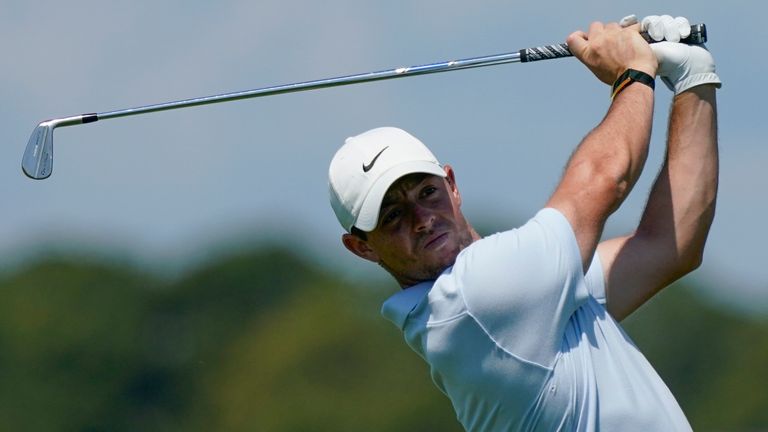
[380,190,405,209]
[380,174,435,209]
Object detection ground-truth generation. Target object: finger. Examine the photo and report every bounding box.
[620,14,638,27]
[661,15,680,43]
[641,15,659,35]
[644,15,665,41]
[566,30,589,56]
[674,16,691,39]
[588,21,605,36]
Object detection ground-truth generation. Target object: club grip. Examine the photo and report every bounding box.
[520,23,707,63]
[520,43,572,63]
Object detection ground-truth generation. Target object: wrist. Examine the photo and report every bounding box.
[628,62,657,79]
[611,69,655,100]
[626,46,658,77]
[670,72,722,95]
[674,83,718,104]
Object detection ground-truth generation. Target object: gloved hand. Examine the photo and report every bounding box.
[641,15,722,94]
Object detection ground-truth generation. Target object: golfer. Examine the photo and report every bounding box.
[328,15,719,431]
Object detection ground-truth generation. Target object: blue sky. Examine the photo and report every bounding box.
[1,1,765,315]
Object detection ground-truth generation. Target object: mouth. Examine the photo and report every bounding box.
[424,232,449,250]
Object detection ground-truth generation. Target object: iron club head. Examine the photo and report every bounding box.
[21,114,97,180]
[22,121,55,180]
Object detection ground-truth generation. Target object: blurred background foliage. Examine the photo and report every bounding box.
[0,243,765,431]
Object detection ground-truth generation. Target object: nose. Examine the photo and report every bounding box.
[412,203,435,233]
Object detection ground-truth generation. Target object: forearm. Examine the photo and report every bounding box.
[638,85,718,272]
[598,85,719,320]
[548,84,655,269]
[574,84,655,209]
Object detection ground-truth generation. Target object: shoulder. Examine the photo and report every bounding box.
[458,208,579,269]
[447,208,582,304]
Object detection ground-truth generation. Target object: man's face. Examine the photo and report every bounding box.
[344,166,478,287]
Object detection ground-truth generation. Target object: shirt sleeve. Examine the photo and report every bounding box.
[453,208,590,367]
[584,252,606,304]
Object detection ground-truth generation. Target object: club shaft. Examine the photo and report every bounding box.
[97,52,522,121]
[49,23,709,123]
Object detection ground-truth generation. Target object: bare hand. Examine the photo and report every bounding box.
[567,21,658,85]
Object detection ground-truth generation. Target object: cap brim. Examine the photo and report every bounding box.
[354,161,446,232]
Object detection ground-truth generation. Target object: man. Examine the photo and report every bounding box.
[328,15,720,431]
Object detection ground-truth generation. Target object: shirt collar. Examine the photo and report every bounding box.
[380,282,431,330]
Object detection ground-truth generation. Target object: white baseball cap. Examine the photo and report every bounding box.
[329,127,446,232]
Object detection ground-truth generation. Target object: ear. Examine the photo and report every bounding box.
[342,233,380,263]
[443,164,462,206]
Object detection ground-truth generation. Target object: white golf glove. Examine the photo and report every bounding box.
[641,14,690,43]
[641,15,722,94]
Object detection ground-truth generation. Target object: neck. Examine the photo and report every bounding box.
[393,224,482,289]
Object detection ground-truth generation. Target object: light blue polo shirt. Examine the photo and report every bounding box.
[381,208,692,431]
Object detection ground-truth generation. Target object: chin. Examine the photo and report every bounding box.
[426,250,461,278]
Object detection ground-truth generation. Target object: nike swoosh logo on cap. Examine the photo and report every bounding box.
[362,146,389,172]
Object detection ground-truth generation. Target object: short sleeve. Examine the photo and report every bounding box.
[453,208,590,366]
[584,253,606,304]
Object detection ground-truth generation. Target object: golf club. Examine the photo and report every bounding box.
[21,24,707,180]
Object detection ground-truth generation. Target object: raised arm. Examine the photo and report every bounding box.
[545,21,658,272]
[596,24,722,320]
[599,86,717,321]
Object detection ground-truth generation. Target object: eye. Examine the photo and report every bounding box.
[382,208,402,225]
[421,185,438,198]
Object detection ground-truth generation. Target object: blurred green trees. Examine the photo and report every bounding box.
[0,246,765,431]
